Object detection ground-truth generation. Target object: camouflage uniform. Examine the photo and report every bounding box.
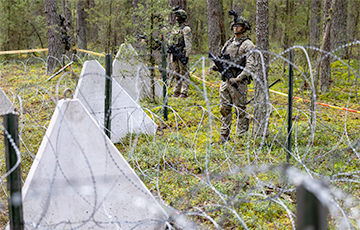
[171,22,192,96]
[219,35,257,137]
[59,15,71,55]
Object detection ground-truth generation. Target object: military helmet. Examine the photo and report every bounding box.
[173,6,187,20]
[229,10,251,32]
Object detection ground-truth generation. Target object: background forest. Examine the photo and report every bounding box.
[1,0,359,56]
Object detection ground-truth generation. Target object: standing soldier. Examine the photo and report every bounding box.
[212,10,258,144]
[59,14,72,58]
[169,6,192,99]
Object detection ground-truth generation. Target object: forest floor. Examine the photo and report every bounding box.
[0,51,359,229]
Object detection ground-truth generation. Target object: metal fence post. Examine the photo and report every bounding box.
[3,112,24,230]
[105,54,112,138]
[287,50,294,163]
[161,43,168,121]
[297,183,328,230]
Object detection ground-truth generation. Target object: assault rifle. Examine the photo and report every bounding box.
[246,78,281,104]
[209,51,243,96]
[167,44,189,66]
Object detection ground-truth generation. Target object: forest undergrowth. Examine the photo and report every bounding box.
[0,46,359,229]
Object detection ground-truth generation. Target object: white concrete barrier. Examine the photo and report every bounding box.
[74,60,158,143]
[0,87,14,115]
[113,43,163,102]
[21,99,168,229]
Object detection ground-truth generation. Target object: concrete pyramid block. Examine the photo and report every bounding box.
[0,87,15,115]
[74,60,157,143]
[21,99,168,229]
[113,43,163,101]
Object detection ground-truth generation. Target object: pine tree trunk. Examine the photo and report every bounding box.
[253,0,269,138]
[206,0,225,56]
[270,4,279,44]
[282,0,294,49]
[309,0,321,47]
[348,0,360,41]
[77,0,87,52]
[331,0,347,58]
[319,0,336,93]
[88,0,98,44]
[45,0,62,74]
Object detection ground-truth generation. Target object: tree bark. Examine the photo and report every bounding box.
[105,0,113,54]
[319,0,336,93]
[45,0,62,74]
[206,0,225,56]
[270,3,279,42]
[331,0,347,58]
[77,0,87,52]
[88,0,98,43]
[168,0,187,26]
[282,0,294,49]
[348,0,360,41]
[309,0,321,47]
[253,0,269,138]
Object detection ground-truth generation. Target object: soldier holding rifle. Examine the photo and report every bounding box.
[211,10,258,144]
[168,6,192,99]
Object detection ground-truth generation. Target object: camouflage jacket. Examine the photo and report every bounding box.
[171,22,192,57]
[220,35,257,82]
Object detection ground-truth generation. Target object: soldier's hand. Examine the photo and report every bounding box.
[211,65,218,72]
[183,57,189,65]
[229,78,239,86]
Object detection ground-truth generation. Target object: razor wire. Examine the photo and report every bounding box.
[0,41,359,229]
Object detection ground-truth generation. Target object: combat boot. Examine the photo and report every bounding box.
[217,135,230,144]
[179,93,188,98]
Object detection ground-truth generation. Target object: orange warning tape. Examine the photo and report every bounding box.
[190,73,219,88]
[269,89,360,115]
[191,73,360,115]
[0,48,106,57]
[75,49,105,57]
[0,48,48,55]
[1,48,359,114]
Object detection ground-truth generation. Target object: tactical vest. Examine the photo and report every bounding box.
[220,36,250,80]
[173,23,189,52]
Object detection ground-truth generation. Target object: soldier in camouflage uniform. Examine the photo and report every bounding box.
[212,12,257,144]
[170,7,192,99]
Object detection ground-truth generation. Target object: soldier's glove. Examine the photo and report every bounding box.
[211,65,218,72]
[181,56,189,65]
[229,78,239,87]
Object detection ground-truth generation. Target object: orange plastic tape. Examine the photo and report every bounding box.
[191,73,360,115]
[0,48,48,55]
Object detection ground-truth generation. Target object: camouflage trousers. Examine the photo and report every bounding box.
[219,80,250,137]
[172,58,190,95]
